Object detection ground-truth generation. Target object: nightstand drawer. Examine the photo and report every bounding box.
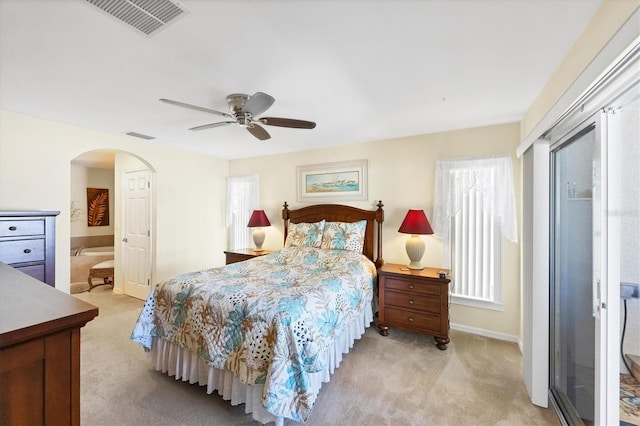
[384,307,441,333]
[0,219,45,237]
[384,276,440,296]
[225,252,254,264]
[0,239,45,264]
[385,290,441,314]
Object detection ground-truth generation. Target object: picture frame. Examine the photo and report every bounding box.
[87,188,109,226]
[297,159,368,202]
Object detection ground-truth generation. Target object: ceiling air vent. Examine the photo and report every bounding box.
[84,0,189,37]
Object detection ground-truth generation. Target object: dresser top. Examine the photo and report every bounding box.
[0,262,98,348]
[0,210,60,217]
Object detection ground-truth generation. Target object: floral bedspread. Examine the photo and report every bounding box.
[131,247,376,421]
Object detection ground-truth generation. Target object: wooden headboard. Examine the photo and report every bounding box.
[282,201,384,268]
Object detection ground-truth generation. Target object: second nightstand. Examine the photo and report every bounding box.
[377,263,451,350]
[224,248,273,265]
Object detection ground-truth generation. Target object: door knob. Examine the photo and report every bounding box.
[122,238,128,242]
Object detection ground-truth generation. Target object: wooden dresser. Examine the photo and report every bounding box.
[377,263,451,350]
[0,262,98,425]
[0,211,59,287]
[224,248,274,265]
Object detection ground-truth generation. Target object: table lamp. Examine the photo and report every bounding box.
[398,209,433,270]
[247,210,271,251]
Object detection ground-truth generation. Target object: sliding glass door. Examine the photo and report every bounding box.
[550,123,597,425]
[550,89,639,425]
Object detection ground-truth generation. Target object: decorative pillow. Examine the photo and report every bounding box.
[284,220,326,248]
[320,220,367,252]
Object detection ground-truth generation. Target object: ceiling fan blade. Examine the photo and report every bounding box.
[247,124,271,140]
[243,92,275,116]
[160,98,234,119]
[259,117,316,129]
[189,121,236,131]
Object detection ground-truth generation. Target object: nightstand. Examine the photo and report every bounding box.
[224,248,274,265]
[377,263,451,350]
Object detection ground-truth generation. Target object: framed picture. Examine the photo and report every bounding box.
[297,159,368,202]
[87,188,109,226]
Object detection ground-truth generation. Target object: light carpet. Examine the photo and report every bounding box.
[74,288,559,425]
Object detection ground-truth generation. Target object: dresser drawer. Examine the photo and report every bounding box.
[385,290,441,314]
[384,276,441,296]
[0,219,45,237]
[0,239,45,264]
[13,264,46,282]
[384,307,441,334]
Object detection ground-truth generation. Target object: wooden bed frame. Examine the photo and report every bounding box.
[282,201,384,268]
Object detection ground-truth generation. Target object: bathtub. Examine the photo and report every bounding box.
[77,246,114,256]
[71,246,114,284]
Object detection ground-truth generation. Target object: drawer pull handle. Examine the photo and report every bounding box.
[408,299,414,304]
[408,316,414,322]
[408,284,414,289]
[24,249,32,254]
[9,226,17,231]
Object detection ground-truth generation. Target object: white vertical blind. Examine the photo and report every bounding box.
[226,175,259,250]
[434,156,515,309]
[451,169,501,304]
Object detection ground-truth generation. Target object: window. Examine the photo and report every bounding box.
[226,175,259,250]
[433,156,517,310]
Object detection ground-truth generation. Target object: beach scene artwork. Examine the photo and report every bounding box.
[297,159,367,202]
[306,171,360,193]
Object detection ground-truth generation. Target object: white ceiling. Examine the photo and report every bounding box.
[0,0,603,160]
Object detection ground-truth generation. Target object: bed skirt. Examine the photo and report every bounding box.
[149,305,374,425]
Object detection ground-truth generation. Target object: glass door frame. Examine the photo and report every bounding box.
[548,113,611,425]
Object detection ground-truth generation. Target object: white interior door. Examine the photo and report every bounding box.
[123,170,151,300]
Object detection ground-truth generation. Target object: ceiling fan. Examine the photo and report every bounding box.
[160,92,316,141]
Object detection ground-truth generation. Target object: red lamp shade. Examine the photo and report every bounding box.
[398,209,433,235]
[247,210,271,228]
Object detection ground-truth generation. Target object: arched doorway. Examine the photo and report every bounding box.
[70,149,155,300]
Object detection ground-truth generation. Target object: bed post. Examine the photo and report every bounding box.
[282,201,290,244]
[375,200,384,268]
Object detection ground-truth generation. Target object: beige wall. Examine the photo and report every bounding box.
[521,0,639,141]
[230,122,522,340]
[0,109,229,294]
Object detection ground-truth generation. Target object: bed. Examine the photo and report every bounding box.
[131,201,384,424]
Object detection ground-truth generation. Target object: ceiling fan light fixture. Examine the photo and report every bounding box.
[160,91,316,141]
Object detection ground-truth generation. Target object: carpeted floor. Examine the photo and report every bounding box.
[74,288,560,425]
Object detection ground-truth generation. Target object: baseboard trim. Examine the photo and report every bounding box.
[450,322,523,351]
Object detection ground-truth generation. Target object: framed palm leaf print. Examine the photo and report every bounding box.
[87,188,109,226]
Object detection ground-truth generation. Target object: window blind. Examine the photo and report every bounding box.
[434,156,516,309]
[226,175,259,250]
